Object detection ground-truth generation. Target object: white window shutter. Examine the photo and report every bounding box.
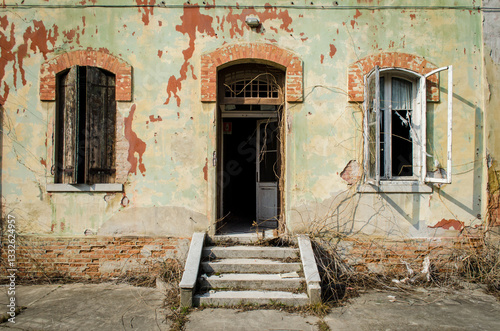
[374,66,381,185]
[364,66,381,185]
[424,66,453,184]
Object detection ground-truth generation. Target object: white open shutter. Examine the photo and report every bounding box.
[374,66,381,185]
[364,66,381,185]
[424,66,453,184]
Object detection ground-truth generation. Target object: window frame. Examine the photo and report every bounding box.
[362,65,453,190]
[53,65,117,186]
[380,71,420,181]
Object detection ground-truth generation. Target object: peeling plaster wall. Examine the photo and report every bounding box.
[0,0,487,240]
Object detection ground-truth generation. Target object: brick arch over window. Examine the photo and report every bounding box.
[201,43,303,103]
[40,50,132,101]
[348,52,439,103]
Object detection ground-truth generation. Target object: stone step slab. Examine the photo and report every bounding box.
[199,273,304,291]
[194,290,309,306]
[201,259,302,274]
[203,246,299,260]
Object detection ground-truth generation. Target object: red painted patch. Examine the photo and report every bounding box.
[222,5,293,39]
[203,158,208,181]
[0,17,15,104]
[63,28,79,44]
[320,54,324,64]
[136,0,155,25]
[165,6,216,106]
[354,9,362,19]
[124,104,147,176]
[329,44,337,58]
[429,219,465,231]
[60,221,65,231]
[350,20,356,29]
[149,115,162,122]
[40,158,47,167]
[157,50,163,58]
[0,17,58,104]
[410,14,416,20]
[18,20,59,86]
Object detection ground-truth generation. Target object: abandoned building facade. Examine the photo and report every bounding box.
[1,0,500,279]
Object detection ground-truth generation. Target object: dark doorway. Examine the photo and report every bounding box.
[216,63,285,234]
[219,118,258,232]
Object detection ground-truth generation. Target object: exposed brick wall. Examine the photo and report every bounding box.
[1,236,189,280]
[201,43,303,103]
[347,52,439,103]
[316,235,483,276]
[40,49,132,101]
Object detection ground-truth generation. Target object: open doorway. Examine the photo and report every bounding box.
[216,63,285,234]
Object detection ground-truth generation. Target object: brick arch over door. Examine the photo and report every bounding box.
[348,52,439,103]
[201,43,303,103]
[40,50,132,101]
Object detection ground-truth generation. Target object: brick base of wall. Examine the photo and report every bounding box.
[314,234,484,277]
[1,236,190,281]
[1,234,486,282]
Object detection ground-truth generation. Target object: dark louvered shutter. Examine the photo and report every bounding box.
[85,67,116,184]
[56,66,78,184]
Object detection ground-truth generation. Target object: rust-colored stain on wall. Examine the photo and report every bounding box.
[0,17,58,103]
[329,44,337,58]
[136,0,155,26]
[148,115,162,123]
[222,5,293,38]
[203,157,208,181]
[165,5,215,107]
[429,219,465,231]
[124,104,147,176]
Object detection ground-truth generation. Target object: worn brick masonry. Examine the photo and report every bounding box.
[201,43,304,103]
[1,236,190,280]
[316,234,483,277]
[39,49,132,102]
[347,52,440,103]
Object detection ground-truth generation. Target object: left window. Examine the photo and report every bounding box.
[55,66,116,184]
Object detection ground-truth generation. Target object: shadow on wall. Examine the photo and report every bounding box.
[379,88,483,228]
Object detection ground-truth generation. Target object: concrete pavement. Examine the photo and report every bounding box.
[1,282,499,330]
[0,283,169,330]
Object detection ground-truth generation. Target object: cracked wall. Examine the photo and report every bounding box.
[0,0,488,242]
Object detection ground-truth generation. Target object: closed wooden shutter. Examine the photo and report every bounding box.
[56,66,78,184]
[86,67,116,184]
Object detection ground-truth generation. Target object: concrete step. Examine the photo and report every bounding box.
[199,273,304,291]
[194,290,309,306]
[201,259,302,274]
[203,246,299,260]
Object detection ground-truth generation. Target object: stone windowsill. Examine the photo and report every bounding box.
[46,183,123,192]
[357,182,433,193]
